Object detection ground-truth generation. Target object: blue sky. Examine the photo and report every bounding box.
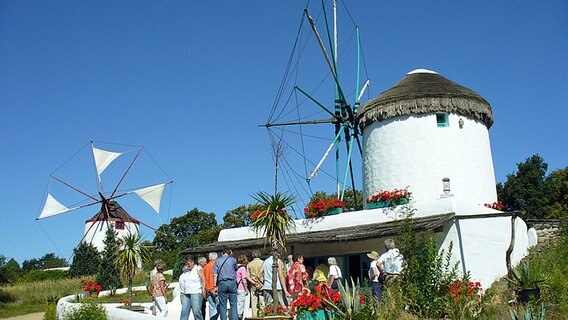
[1,1,566,264]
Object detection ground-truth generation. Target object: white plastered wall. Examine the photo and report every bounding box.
[83,221,139,252]
[437,216,529,289]
[362,113,497,208]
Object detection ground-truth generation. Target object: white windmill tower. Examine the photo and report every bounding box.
[37,142,171,254]
[358,69,497,209]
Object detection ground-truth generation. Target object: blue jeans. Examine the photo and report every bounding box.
[180,293,203,320]
[218,279,238,320]
[207,292,220,320]
[371,281,382,303]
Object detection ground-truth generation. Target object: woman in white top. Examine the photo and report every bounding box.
[327,257,343,291]
[179,255,206,320]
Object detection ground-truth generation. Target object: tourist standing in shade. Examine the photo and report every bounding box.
[378,239,404,287]
[327,257,343,291]
[286,253,308,299]
[246,250,264,317]
[236,255,254,320]
[312,261,329,286]
[367,250,382,302]
[179,255,206,320]
[261,255,291,307]
[213,248,238,320]
[198,256,208,319]
[203,252,220,320]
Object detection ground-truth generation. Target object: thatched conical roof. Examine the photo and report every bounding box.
[87,201,139,223]
[357,69,493,129]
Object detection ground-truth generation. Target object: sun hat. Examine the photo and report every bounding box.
[367,251,379,260]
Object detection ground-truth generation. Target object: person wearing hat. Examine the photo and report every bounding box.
[312,262,329,285]
[367,250,382,302]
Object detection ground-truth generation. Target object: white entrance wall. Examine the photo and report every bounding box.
[217,197,529,289]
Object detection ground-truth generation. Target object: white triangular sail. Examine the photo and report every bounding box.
[92,146,122,177]
[38,193,71,219]
[133,183,166,213]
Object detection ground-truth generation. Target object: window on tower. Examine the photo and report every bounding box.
[436,113,448,127]
[115,221,125,230]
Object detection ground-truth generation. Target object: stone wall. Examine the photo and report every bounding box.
[526,219,564,243]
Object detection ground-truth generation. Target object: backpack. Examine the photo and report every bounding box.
[146,283,154,297]
[236,265,246,287]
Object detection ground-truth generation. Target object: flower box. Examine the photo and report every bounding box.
[367,197,409,209]
[304,198,345,218]
[297,310,334,320]
[325,207,343,216]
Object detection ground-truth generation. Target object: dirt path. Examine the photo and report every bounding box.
[3,312,44,320]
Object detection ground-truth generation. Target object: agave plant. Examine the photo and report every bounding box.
[324,277,362,319]
[506,303,546,320]
[250,191,295,310]
[508,261,545,289]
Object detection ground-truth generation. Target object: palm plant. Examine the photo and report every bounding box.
[250,191,295,311]
[114,232,153,309]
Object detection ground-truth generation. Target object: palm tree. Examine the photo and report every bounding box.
[114,232,153,309]
[250,191,295,311]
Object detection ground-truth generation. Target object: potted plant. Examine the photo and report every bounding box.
[291,285,339,320]
[366,188,411,209]
[304,198,345,218]
[255,305,292,319]
[508,261,545,303]
[484,201,505,210]
[81,279,102,298]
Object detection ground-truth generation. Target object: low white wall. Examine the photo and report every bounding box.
[440,216,529,289]
[57,283,183,320]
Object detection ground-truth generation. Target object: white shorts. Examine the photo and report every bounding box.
[154,295,168,317]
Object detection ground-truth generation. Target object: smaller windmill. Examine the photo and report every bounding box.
[36,141,172,254]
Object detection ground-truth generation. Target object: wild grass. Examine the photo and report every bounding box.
[0,269,173,318]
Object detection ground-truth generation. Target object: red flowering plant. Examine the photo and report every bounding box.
[289,283,344,317]
[118,297,130,307]
[445,279,483,319]
[81,279,102,296]
[259,305,290,317]
[304,198,345,218]
[484,201,505,210]
[366,188,411,204]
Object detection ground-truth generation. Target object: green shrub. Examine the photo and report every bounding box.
[43,303,57,320]
[62,302,107,320]
[0,289,16,303]
[396,206,459,318]
[96,226,122,291]
[68,242,101,278]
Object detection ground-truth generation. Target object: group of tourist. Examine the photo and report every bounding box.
[148,239,403,320]
[367,239,404,302]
